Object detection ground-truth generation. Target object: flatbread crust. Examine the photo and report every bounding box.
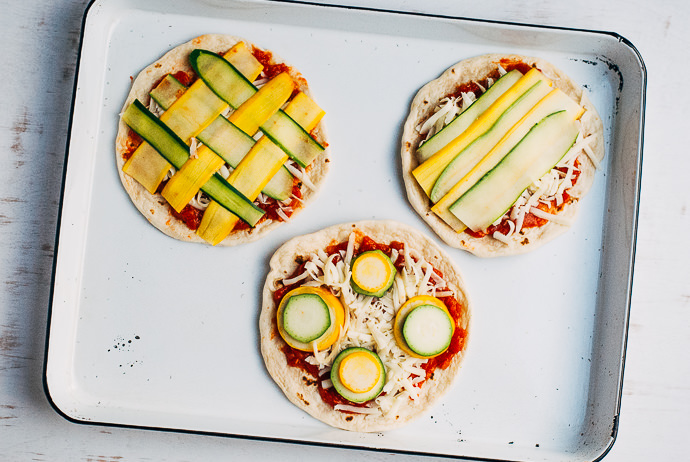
[115,34,329,246]
[401,54,605,257]
[260,220,471,432]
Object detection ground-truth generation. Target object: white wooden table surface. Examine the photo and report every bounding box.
[1,0,688,460]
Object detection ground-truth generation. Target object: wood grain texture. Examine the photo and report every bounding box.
[0,0,688,461]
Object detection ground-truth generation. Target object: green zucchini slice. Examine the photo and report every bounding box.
[282,293,332,343]
[402,304,454,357]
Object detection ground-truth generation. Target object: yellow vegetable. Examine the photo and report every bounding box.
[195,201,234,246]
[276,286,345,352]
[227,136,288,200]
[229,72,294,136]
[351,250,395,294]
[338,351,382,393]
[284,91,325,132]
[393,295,452,359]
[122,143,171,194]
[161,145,225,213]
[223,42,263,82]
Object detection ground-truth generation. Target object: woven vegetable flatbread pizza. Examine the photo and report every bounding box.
[401,54,605,257]
[260,221,471,432]
[116,34,329,246]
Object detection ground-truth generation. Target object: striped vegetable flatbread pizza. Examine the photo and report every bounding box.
[116,34,329,246]
[401,54,605,257]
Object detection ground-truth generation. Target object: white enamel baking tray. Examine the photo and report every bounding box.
[44,0,645,460]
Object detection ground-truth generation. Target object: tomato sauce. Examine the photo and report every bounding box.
[251,46,307,99]
[171,204,203,231]
[122,132,142,161]
[171,70,194,87]
[499,58,536,75]
[273,235,469,410]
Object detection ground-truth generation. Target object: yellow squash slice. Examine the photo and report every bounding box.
[229,72,294,136]
[351,250,395,293]
[393,295,452,359]
[160,145,225,213]
[284,91,325,132]
[338,350,382,393]
[277,286,345,352]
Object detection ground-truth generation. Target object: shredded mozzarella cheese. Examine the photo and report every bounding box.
[285,161,316,191]
[334,404,381,415]
[529,206,574,226]
[189,137,199,159]
[148,98,164,117]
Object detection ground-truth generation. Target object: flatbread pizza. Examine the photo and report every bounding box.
[116,34,329,246]
[401,54,605,257]
[260,221,471,432]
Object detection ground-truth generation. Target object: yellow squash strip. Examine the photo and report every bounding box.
[228,72,294,136]
[284,91,325,132]
[160,146,226,213]
[122,143,171,194]
[431,88,585,231]
[123,47,254,192]
[228,136,288,199]
[195,201,233,245]
[196,137,288,245]
[223,42,263,82]
[412,68,552,196]
[159,79,228,140]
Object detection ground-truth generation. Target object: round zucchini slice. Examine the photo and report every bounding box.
[402,304,454,357]
[282,293,331,343]
[350,250,396,297]
[330,347,386,403]
[394,295,453,358]
[277,286,344,352]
